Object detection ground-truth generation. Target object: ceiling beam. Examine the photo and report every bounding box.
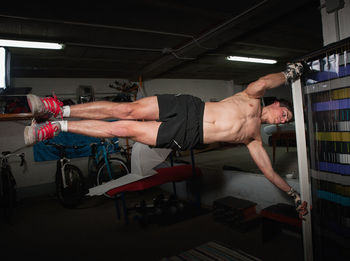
[135,0,317,81]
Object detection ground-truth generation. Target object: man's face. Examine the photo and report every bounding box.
[267,102,293,124]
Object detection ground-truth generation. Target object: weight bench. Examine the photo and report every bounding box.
[105,164,202,224]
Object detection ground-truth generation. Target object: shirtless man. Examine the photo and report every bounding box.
[24,62,307,218]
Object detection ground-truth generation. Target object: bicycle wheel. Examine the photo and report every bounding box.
[56,164,85,208]
[96,157,129,197]
[0,169,16,223]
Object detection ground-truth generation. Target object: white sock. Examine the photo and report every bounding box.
[62,106,71,117]
[54,120,68,132]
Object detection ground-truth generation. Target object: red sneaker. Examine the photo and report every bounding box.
[24,121,61,146]
[27,94,63,120]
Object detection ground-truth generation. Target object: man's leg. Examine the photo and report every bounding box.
[24,119,161,146]
[27,95,160,121]
[68,96,159,120]
[68,120,161,145]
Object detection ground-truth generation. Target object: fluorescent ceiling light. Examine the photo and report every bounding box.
[226,56,277,64]
[0,47,5,88]
[0,39,64,50]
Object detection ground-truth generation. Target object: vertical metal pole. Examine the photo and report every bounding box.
[114,195,121,219]
[190,149,201,207]
[121,192,128,224]
[170,152,177,196]
[291,79,313,261]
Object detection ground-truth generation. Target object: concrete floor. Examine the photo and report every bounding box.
[1,143,304,261]
[1,187,304,261]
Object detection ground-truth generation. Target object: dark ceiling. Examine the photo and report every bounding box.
[0,0,323,85]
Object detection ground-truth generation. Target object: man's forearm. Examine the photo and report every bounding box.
[264,170,291,192]
[265,170,308,218]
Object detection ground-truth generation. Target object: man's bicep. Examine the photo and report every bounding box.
[243,88,263,99]
[243,79,266,98]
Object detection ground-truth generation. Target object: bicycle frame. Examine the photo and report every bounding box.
[0,151,25,221]
[46,142,84,189]
[57,157,70,188]
[53,145,70,189]
[0,160,7,197]
[101,142,114,180]
[92,139,119,180]
[0,157,11,196]
[0,152,25,173]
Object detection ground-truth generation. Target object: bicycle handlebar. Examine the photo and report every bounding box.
[0,152,25,166]
[89,138,119,147]
[44,142,86,150]
[89,139,130,158]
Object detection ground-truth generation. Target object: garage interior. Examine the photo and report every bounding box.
[1,1,348,260]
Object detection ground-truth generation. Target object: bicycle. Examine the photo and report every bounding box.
[0,150,25,223]
[88,138,130,197]
[44,142,86,208]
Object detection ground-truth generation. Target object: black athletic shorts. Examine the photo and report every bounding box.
[156,94,205,151]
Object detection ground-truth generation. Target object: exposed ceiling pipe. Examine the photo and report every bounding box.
[0,14,213,54]
[66,42,163,52]
[172,0,268,53]
[0,2,269,64]
[0,14,194,39]
[135,0,269,80]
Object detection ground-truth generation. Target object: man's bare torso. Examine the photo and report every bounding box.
[203,92,262,145]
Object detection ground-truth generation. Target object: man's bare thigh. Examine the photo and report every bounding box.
[110,120,161,146]
[131,96,160,120]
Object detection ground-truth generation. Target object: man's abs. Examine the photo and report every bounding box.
[202,95,261,144]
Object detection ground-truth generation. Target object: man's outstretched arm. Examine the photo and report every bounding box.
[243,72,287,98]
[243,63,304,98]
[246,139,308,218]
[246,139,291,192]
